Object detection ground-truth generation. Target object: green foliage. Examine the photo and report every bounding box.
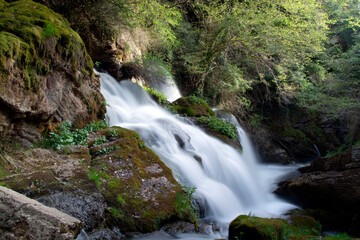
[107,129,118,138]
[94,136,108,146]
[175,186,198,224]
[198,116,238,140]
[138,142,145,149]
[110,207,124,218]
[94,146,119,156]
[116,194,126,205]
[323,233,354,240]
[43,120,108,149]
[143,86,168,105]
[88,167,109,189]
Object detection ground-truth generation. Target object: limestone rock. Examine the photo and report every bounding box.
[0,186,82,239]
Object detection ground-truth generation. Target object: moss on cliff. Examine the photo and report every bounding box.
[0,0,93,92]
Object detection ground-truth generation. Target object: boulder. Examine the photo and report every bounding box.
[87,127,197,233]
[229,215,321,240]
[275,144,360,236]
[229,215,292,240]
[0,0,105,144]
[0,186,82,239]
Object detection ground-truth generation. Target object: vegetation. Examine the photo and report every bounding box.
[143,86,168,105]
[43,120,108,149]
[198,116,238,140]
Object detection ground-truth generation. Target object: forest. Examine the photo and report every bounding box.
[0,0,359,239]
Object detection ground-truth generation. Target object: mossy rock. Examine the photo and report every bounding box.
[87,127,196,233]
[172,97,215,117]
[229,215,319,240]
[0,0,105,140]
[0,0,93,91]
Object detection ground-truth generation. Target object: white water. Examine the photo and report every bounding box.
[98,71,299,238]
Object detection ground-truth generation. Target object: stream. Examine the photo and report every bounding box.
[97,70,301,239]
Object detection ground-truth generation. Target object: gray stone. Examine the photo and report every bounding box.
[0,186,82,239]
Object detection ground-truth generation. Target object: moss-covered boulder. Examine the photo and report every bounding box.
[228,215,321,240]
[229,215,292,240]
[87,127,197,233]
[0,0,105,144]
[172,96,215,117]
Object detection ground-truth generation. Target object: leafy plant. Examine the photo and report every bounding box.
[94,146,119,156]
[175,186,198,224]
[43,120,109,149]
[94,136,108,146]
[107,129,118,138]
[198,116,238,140]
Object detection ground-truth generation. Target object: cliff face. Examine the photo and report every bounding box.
[0,0,105,144]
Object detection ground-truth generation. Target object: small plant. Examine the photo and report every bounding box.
[94,136,108,146]
[94,61,101,68]
[107,129,118,138]
[88,168,109,189]
[143,86,168,105]
[117,194,126,205]
[43,120,109,149]
[175,186,198,224]
[138,142,145,149]
[94,146,119,156]
[198,116,238,140]
[110,207,124,218]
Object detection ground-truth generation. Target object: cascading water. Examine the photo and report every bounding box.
[98,70,299,238]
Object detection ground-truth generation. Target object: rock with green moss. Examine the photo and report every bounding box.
[228,215,323,240]
[0,0,105,144]
[87,127,197,232]
[172,96,215,117]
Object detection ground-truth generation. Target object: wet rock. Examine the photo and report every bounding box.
[275,145,360,236]
[0,186,82,239]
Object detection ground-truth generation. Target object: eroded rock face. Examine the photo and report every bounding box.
[0,186,82,240]
[275,145,360,236]
[0,0,105,144]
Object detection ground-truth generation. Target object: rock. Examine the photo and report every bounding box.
[228,215,322,240]
[0,0,105,142]
[228,215,293,240]
[275,145,360,236]
[172,97,215,117]
[0,186,82,239]
[87,127,197,233]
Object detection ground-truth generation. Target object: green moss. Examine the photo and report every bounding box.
[0,0,93,92]
[198,116,238,140]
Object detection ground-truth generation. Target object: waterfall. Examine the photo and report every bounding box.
[98,71,299,237]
